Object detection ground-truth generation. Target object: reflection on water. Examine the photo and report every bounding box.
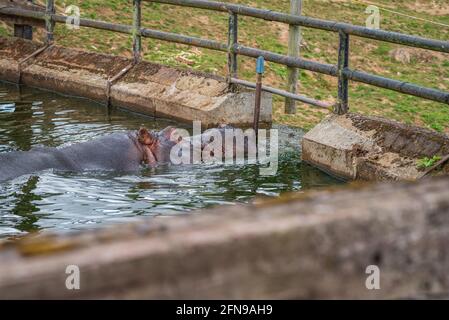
[0,81,343,238]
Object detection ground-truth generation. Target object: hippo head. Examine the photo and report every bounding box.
[137,127,180,166]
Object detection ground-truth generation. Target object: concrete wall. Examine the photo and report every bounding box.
[0,37,272,128]
[1,176,449,299]
[302,113,449,181]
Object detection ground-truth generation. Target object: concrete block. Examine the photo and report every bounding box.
[302,113,449,181]
[0,37,41,83]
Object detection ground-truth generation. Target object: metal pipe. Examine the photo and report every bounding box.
[336,31,349,114]
[285,0,302,114]
[344,69,449,105]
[254,57,264,137]
[227,12,238,80]
[133,0,142,63]
[57,16,133,34]
[45,0,55,44]
[106,62,136,107]
[141,28,227,51]
[234,45,338,76]
[230,78,331,109]
[0,8,134,34]
[149,0,449,53]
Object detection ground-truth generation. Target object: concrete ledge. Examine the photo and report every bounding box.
[0,37,272,127]
[302,113,449,181]
[22,45,132,102]
[1,176,449,299]
[0,37,41,83]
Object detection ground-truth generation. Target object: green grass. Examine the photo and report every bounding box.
[417,156,442,169]
[0,25,7,37]
[3,0,448,133]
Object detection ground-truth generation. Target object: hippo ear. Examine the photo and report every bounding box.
[159,126,177,140]
[138,127,155,145]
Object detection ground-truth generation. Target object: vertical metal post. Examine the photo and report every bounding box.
[45,0,55,44]
[133,0,142,63]
[284,0,302,114]
[227,12,238,80]
[14,0,33,40]
[336,31,349,114]
[254,56,265,139]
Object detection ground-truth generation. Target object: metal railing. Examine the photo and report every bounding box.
[1,0,448,113]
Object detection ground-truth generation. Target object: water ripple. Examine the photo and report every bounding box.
[0,81,343,238]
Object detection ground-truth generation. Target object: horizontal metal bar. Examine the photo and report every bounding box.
[0,7,134,34]
[141,28,227,51]
[344,69,449,105]
[0,7,227,50]
[54,15,133,34]
[230,78,331,109]
[234,45,337,76]
[150,0,449,53]
[1,6,448,106]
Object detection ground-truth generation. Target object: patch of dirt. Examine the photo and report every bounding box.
[404,0,449,16]
[363,151,420,180]
[0,37,42,60]
[347,113,449,158]
[121,61,162,83]
[97,7,116,18]
[196,15,210,26]
[36,46,130,77]
[275,22,289,44]
[389,48,447,64]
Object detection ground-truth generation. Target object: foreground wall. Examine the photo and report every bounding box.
[0,37,272,127]
[1,176,449,299]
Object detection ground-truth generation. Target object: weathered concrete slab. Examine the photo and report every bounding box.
[302,113,449,180]
[0,176,449,299]
[111,62,272,127]
[21,44,132,102]
[0,36,42,83]
[0,37,272,127]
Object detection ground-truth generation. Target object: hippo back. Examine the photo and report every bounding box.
[61,133,143,172]
[0,147,75,183]
[0,133,143,183]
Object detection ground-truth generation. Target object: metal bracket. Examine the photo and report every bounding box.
[17,44,52,84]
[106,62,138,107]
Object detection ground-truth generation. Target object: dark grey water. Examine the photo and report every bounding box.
[0,81,342,238]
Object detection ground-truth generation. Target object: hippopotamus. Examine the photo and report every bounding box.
[0,125,257,183]
[0,127,179,183]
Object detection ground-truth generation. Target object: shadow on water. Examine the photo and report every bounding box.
[0,83,34,151]
[0,81,344,238]
[11,176,42,233]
